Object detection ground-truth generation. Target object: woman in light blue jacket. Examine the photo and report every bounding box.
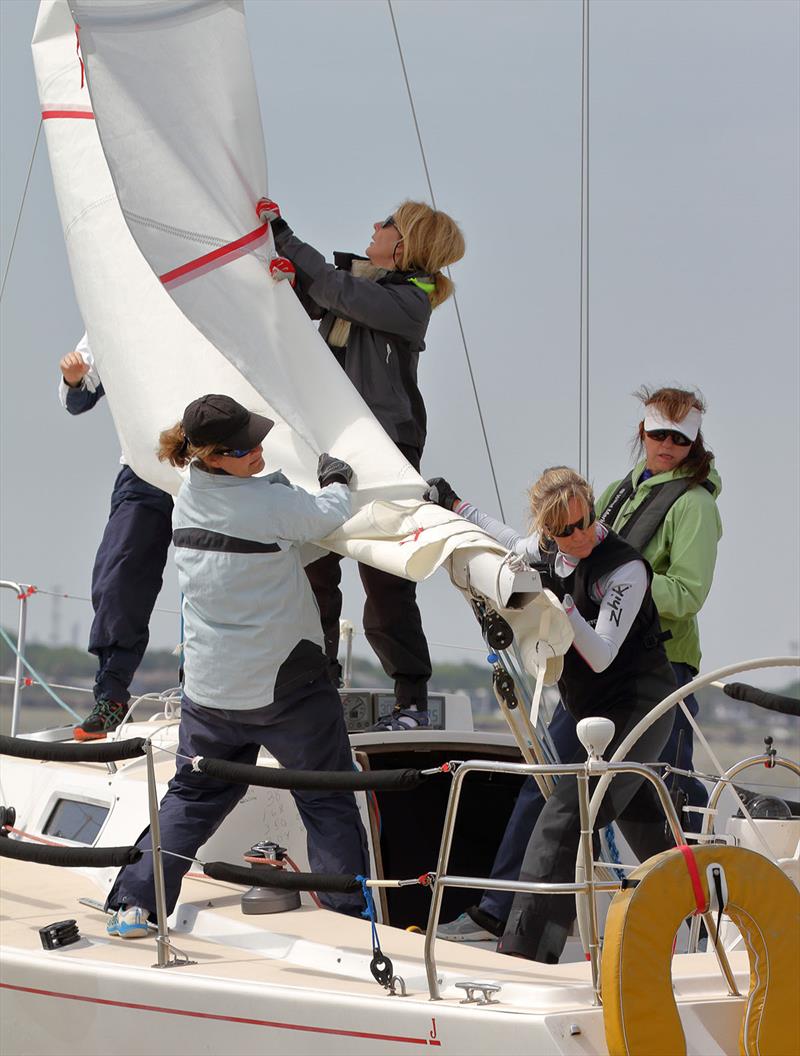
[105,394,369,938]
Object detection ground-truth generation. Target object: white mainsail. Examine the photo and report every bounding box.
[33,0,572,676]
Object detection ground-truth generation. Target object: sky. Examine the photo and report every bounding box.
[1,0,799,691]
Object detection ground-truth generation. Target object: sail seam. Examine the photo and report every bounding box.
[64,195,118,241]
[123,210,232,250]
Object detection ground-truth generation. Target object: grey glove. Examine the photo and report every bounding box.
[424,476,461,510]
[317,452,353,488]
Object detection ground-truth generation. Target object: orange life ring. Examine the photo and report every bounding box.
[602,844,800,1055]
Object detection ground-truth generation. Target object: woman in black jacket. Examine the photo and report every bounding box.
[262,199,465,729]
[427,465,675,962]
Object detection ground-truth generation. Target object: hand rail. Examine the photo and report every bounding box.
[422,755,686,1003]
[582,656,799,993]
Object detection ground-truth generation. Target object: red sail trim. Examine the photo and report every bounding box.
[160,223,269,289]
[41,109,95,120]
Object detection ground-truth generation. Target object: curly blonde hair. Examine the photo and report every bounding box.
[528,466,595,540]
[392,201,465,308]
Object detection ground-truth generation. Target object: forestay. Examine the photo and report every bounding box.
[33,0,572,675]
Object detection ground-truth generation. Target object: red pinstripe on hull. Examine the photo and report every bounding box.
[1,982,442,1046]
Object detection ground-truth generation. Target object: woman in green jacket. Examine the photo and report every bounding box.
[596,385,722,826]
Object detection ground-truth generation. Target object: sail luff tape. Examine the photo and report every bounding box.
[159,222,269,290]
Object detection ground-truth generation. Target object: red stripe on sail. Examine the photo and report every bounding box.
[41,109,95,120]
[160,223,269,288]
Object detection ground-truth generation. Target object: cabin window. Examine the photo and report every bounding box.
[43,798,109,844]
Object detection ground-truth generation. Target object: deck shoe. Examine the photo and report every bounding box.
[370,708,430,731]
[436,911,499,943]
[107,906,150,939]
[73,696,128,741]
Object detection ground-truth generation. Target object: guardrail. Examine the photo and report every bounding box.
[0,581,32,737]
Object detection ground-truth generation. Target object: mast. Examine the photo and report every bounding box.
[578,0,590,479]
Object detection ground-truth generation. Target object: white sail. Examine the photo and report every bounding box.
[33,0,572,675]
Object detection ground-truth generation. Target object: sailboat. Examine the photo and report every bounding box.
[2,2,799,1054]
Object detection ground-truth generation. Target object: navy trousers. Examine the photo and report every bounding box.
[479,661,697,929]
[305,442,431,708]
[499,668,675,962]
[661,661,708,822]
[89,466,173,704]
[107,674,370,918]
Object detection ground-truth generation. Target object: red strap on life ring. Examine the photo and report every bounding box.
[678,844,708,915]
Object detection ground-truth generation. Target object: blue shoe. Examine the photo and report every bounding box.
[371,708,430,731]
[436,912,496,943]
[107,906,150,939]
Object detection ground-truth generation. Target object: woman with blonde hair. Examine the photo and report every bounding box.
[258,198,465,729]
[426,466,675,962]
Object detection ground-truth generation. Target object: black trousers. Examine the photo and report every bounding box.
[89,466,173,704]
[498,665,675,963]
[108,674,369,918]
[305,443,432,709]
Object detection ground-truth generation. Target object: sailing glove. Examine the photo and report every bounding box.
[424,477,461,511]
[318,453,353,488]
[256,197,281,223]
[269,256,296,286]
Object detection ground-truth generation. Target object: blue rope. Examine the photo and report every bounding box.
[0,626,82,722]
[604,823,625,882]
[357,873,378,931]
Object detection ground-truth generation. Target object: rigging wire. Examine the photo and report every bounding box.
[0,119,42,306]
[578,0,590,478]
[386,0,507,521]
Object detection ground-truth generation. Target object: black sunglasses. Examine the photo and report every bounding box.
[551,507,596,538]
[381,215,399,230]
[645,428,692,447]
[219,446,255,458]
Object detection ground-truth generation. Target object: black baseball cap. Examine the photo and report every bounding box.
[182,394,274,451]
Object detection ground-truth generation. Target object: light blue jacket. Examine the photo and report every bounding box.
[174,465,350,710]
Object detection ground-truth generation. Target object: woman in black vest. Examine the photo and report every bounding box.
[426,466,675,962]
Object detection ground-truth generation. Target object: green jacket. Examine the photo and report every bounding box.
[596,461,722,670]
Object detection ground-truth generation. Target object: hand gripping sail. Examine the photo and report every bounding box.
[33,0,571,674]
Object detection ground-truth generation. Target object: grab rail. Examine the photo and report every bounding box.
[686,751,800,954]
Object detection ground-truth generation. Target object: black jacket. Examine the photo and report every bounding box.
[273,220,432,450]
[538,532,671,719]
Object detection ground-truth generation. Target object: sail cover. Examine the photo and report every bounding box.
[33,0,572,675]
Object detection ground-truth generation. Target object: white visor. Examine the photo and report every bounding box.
[643,406,702,442]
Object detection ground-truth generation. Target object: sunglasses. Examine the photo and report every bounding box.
[645,428,692,447]
[381,215,399,230]
[551,507,596,538]
[219,446,255,458]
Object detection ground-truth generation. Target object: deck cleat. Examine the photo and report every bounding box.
[455,981,501,1005]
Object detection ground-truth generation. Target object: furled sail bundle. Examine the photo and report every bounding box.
[33,0,572,677]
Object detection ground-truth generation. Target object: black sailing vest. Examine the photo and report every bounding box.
[537,531,670,719]
[599,473,715,553]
